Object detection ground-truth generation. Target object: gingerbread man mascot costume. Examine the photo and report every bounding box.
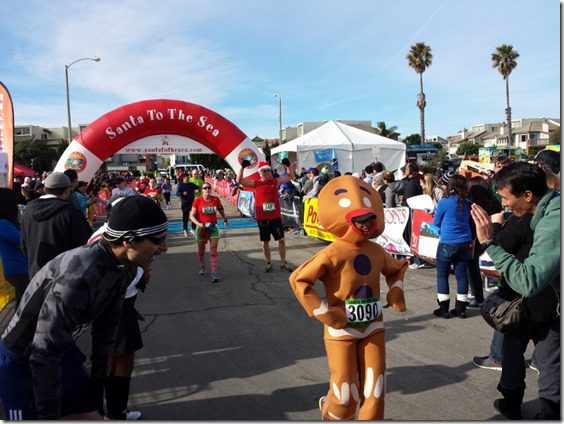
[289,175,408,420]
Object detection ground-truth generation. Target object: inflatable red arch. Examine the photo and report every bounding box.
[54,99,264,181]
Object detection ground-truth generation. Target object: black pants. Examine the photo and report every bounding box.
[500,316,560,405]
[467,255,484,303]
[181,202,193,231]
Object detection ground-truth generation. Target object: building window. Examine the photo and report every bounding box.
[15,127,32,136]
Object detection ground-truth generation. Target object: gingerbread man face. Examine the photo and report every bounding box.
[317,175,385,240]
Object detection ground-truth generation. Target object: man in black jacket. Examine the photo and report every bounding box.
[0,195,168,420]
[175,174,201,237]
[20,172,93,278]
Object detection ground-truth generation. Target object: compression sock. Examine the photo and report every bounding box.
[113,376,132,420]
[210,252,219,273]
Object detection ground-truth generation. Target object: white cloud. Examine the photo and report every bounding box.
[1,0,559,140]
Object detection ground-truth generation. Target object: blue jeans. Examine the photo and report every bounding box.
[490,330,504,362]
[436,242,471,296]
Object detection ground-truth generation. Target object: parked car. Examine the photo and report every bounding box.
[174,164,204,174]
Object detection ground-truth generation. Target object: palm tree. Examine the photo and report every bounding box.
[407,42,433,144]
[374,121,400,140]
[491,44,519,146]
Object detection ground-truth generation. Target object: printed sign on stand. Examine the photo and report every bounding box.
[372,207,411,256]
[410,209,438,264]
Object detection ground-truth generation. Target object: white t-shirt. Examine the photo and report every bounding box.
[111,187,136,198]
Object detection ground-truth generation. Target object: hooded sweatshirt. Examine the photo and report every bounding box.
[20,195,92,278]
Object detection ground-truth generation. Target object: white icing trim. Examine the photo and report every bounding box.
[327,320,384,339]
[313,299,329,316]
[390,280,404,290]
[374,374,384,398]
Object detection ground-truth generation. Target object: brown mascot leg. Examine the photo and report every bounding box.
[357,331,386,420]
[323,338,360,420]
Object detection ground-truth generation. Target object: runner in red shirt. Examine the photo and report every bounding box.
[142,178,162,207]
[237,159,296,272]
[189,183,228,283]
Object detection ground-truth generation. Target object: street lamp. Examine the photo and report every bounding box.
[65,56,101,143]
[273,93,282,144]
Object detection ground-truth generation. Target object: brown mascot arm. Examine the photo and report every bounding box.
[289,254,348,329]
[382,255,409,312]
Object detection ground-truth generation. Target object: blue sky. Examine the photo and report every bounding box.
[0,0,560,141]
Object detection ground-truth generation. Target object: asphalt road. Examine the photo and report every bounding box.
[0,192,542,420]
[121,195,541,421]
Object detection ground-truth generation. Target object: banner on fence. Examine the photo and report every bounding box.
[302,198,337,242]
[410,209,438,263]
[372,207,411,256]
[280,196,303,229]
[302,200,414,251]
[237,190,255,218]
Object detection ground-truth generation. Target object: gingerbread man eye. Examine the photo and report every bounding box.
[338,198,352,208]
[363,197,372,208]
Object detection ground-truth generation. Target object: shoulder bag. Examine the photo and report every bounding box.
[480,289,523,333]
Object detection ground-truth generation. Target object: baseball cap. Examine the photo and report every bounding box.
[44,172,71,189]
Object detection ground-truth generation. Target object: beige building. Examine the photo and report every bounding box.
[445,117,559,156]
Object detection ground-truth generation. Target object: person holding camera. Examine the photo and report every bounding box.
[237,158,296,272]
[471,162,560,420]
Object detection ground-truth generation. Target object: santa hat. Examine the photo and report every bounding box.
[258,161,271,171]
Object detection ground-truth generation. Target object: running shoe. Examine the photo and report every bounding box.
[318,395,326,412]
[125,410,142,420]
[199,266,205,275]
[467,300,483,309]
[318,396,327,420]
[265,262,273,272]
[280,261,292,272]
[183,230,189,238]
[211,272,220,283]
[472,355,502,371]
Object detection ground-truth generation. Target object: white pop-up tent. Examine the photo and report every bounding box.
[270,120,406,175]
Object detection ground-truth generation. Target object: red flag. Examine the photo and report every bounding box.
[0,82,14,189]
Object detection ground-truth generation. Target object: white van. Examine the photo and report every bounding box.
[174,164,204,174]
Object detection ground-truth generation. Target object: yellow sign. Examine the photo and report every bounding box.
[0,261,15,310]
[302,198,337,242]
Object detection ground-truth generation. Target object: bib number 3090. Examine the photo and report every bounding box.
[345,297,381,326]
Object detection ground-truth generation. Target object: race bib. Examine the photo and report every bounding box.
[345,297,381,326]
[202,206,217,215]
[262,202,276,212]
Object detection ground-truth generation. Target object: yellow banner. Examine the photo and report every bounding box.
[302,198,337,242]
[0,261,15,310]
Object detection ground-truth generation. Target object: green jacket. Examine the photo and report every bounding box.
[487,189,560,297]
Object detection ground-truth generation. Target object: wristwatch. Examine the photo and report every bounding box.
[482,238,497,249]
